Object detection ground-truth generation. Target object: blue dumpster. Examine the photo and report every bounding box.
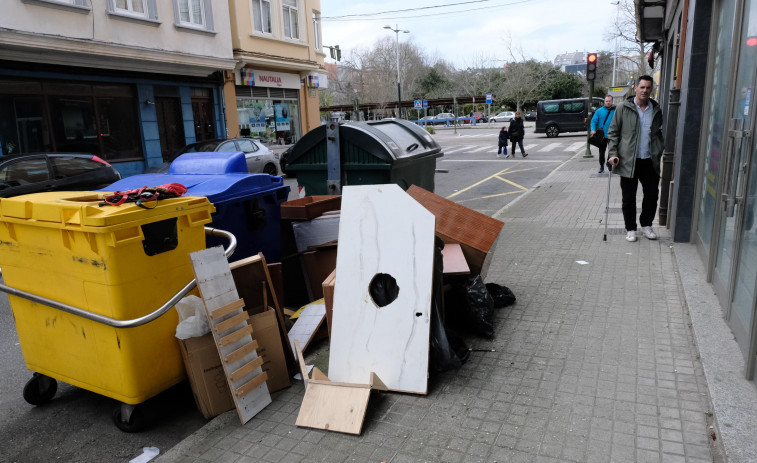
[102,151,290,262]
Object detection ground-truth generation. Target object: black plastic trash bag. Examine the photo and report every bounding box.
[445,274,495,338]
[430,237,469,372]
[486,283,516,308]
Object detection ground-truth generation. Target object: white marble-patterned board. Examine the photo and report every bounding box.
[327,184,435,394]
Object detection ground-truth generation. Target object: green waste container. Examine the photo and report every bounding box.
[285,119,443,195]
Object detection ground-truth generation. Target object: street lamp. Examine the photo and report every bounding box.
[611,1,620,86]
[384,24,409,119]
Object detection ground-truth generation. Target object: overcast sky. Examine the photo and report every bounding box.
[320,0,623,67]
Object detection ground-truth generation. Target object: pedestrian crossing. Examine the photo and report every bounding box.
[440,140,588,156]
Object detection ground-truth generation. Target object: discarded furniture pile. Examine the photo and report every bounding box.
[179,183,515,435]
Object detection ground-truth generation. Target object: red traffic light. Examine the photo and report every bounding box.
[587,53,598,63]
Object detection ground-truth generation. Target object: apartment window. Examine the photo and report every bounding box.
[21,0,90,11]
[252,0,271,33]
[282,0,299,39]
[106,0,157,20]
[313,12,321,50]
[173,0,214,31]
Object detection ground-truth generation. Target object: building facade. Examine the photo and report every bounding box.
[0,0,235,177]
[641,0,757,379]
[226,0,326,146]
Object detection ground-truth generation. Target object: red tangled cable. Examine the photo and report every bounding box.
[100,183,188,209]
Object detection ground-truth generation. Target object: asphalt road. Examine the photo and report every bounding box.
[0,125,595,462]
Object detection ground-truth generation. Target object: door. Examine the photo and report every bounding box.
[711,0,757,377]
[192,97,215,142]
[155,97,185,162]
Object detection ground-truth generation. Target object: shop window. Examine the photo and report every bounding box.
[252,0,271,34]
[282,0,299,39]
[97,97,142,160]
[173,0,214,32]
[106,0,158,21]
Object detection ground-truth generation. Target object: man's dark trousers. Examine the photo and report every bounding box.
[620,158,659,231]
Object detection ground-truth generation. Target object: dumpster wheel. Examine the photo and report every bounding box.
[23,373,57,405]
[112,403,145,433]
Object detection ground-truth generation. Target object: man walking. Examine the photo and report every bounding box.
[607,75,665,242]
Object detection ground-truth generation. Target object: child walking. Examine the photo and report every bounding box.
[497,126,509,158]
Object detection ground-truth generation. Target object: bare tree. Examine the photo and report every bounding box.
[604,0,655,81]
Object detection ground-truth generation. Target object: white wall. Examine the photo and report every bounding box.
[0,0,234,75]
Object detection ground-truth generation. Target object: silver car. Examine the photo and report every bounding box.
[489,111,516,123]
[146,138,280,175]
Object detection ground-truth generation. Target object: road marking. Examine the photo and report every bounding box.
[568,142,586,151]
[442,145,473,154]
[446,166,538,199]
[469,146,491,153]
[540,143,562,152]
[441,159,563,163]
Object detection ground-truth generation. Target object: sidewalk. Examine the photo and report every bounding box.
[159,152,757,463]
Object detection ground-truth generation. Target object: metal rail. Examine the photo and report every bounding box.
[0,226,236,329]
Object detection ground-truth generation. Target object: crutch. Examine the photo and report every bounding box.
[603,161,613,241]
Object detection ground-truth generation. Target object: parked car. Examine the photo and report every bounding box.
[432,113,456,125]
[146,138,279,175]
[0,153,121,198]
[489,111,516,123]
[469,112,489,123]
[535,97,604,137]
[524,111,537,121]
[417,116,436,124]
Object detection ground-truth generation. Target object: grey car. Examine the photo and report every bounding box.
[146,138,279,175]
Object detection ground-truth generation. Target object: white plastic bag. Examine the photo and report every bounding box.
[174,295,210,339]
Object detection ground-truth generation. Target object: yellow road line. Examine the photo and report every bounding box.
[446,167,513,198]
[446,166,537,199]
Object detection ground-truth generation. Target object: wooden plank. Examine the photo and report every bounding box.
[406,185,504,276]
[322,269,336,338]
[215,311,249,334]
[230,253,296,372]
[441,243,470,275]
[236,371,269,398]
[211,299,245,320]
[225,340,259,364]
[190,247,271,425]
[295,340,309,389]
[287,300,326,355]
[230,356,265,382]
[312,366,329,381]
[219,325,253,347]
[328,185,434,394]
[295,382,371,435]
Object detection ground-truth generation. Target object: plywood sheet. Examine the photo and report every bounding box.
[190,247,272,424]
[441,243,470,275]
[327,184,434,394]
[406,185,504,276]
[287,300,326,355]
[296,382,371,434]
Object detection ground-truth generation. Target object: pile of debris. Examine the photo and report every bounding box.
[178,184,515,435]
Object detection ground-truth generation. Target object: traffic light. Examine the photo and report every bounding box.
[586,53,597,81]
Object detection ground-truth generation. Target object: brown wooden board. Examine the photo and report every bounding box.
[190,247,271,425]
[302,244,337,301]
[293,341,383,435]
[406,185,504,276]
[249,309,291,393]
[280,195,342,220]
[230,254,296,372]
[321,269,336,338]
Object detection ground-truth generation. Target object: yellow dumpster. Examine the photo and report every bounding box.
[0,191,214,428]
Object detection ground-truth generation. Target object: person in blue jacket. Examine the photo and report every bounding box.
[591,95,616,173]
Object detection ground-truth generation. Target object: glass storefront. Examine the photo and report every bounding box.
[0,79,142,160]
[235,69,302,146]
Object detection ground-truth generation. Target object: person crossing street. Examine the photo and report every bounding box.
[508,112,528,158]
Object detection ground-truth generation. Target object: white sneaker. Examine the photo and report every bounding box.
[626,230,637,242]
[642,226,657,240]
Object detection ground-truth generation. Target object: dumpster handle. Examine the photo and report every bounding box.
[0,226,236,329]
